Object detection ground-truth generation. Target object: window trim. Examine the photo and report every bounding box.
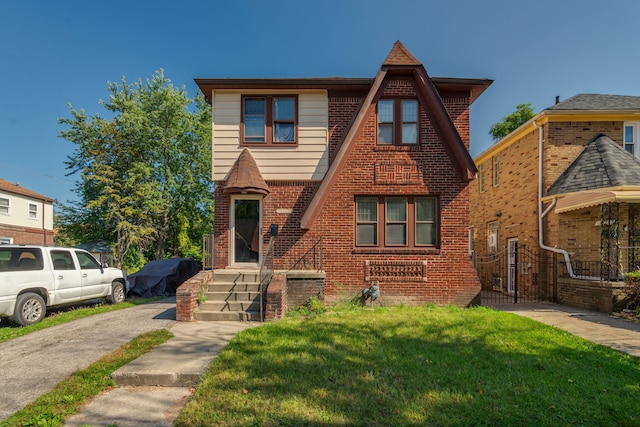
[624,122,639,157]
[478,163,485,193]
[492,155,500,187]
[28,203,38,220]
[355,196,439,249]
[0,197,9,216]
[241,95,298,146]
[376,98,419,145]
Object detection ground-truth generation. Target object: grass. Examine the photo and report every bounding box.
[0,297,163,344]
[1,328,173,427]
[176,305,640,426]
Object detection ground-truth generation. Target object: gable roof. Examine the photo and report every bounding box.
[300,41,480,230]
[0,178,54,202]
[223,149,270,195]
[547,134,640,196]
[547,94,640,111]
[383,40,422,66]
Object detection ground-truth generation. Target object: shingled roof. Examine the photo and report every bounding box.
[0,178,54,202]
[382,40,422,66]
[547,94,640,111]
[547,134,640,196]
[223,149,270,195]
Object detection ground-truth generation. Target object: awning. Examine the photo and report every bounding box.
[555,190,640,213]
[223,148,270,195]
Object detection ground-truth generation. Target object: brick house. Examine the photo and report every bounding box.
[0,178,54,245]
[195,41,491,310]
[470,94,640,313]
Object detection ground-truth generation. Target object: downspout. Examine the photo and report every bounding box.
[535,120,576,277]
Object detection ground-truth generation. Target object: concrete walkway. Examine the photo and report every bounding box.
[64,320,257,427]
[491,303,640,358]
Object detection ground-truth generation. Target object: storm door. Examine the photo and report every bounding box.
[230,196,262,266]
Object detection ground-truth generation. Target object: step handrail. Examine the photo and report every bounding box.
[259,236,275,321]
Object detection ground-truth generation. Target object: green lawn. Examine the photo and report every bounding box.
[176,305,640,426]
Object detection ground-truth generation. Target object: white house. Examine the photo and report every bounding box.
[0,178,54,245]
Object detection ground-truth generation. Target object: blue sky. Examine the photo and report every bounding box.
[2,0,639,204]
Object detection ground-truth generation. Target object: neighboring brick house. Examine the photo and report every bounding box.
[0,178,54,245]
[196,41,492,307]
[470,94,640,312]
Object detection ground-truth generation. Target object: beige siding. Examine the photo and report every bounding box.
[211,90,329,181]
[0,191,54,230]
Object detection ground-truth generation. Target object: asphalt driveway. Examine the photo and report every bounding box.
[0,298,177,420]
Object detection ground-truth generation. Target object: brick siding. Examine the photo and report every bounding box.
[213,79,481,307]
[0,224,54,245]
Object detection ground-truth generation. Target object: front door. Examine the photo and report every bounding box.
[231,196,262,266]
[507,238,518,294]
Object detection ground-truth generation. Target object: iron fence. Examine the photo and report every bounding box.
[475,245,557,306]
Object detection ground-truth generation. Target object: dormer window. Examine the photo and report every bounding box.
[377,99,418,145]
[242,96,297,145]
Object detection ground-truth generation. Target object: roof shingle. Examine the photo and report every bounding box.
[546,134,640,195]
[0,178,54,202]
[547,94,640,111]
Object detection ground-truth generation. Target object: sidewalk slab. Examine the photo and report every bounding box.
[112,320,258,386]
[64,320,258,427]
[495,303,640,358]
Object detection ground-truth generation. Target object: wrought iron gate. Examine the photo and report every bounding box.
[474,244,557,306]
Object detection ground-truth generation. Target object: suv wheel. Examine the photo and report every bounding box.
[107,282,125,304]
[10,293,46,326]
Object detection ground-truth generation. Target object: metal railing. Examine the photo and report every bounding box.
[558,246,640,281]
[274,235,323,271]
[258,236,275,321]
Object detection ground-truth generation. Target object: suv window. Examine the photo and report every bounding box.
[75,251,101,270]
[51,250,76,270]
[0,248,44,272]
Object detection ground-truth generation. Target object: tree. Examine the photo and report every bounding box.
[57,70,213,270]
[488,103,535,141]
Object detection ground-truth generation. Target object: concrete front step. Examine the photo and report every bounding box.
[193,311,261,321]
[194,268,264,322]
[205,291,263,301]
[205,282,262,293]
[212,269,260,283]
[198,300,260,312]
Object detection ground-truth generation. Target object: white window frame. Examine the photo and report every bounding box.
[28,203,38,220]
[624,122,640,157]
[0,197,9,215]
[0,237,12,245]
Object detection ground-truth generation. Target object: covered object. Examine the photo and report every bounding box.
[129,258,199,297]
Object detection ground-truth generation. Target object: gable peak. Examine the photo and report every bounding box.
[383,40,422,66]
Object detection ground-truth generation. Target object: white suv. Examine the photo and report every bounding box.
[0,245,130,326]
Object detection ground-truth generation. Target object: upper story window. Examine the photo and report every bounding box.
[28,203,38,220]
[625,123,639,156]
[377,99,418,145]
[356,196,438,248]
[492,155,500,187]
[478,163,485,193]
[242,96,297,145]
[0,197,9,215]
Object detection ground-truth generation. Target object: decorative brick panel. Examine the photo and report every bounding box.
[374,160,420,185]
[365,260,427,282]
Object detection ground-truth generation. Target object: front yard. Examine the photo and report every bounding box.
[176,305,640,426]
